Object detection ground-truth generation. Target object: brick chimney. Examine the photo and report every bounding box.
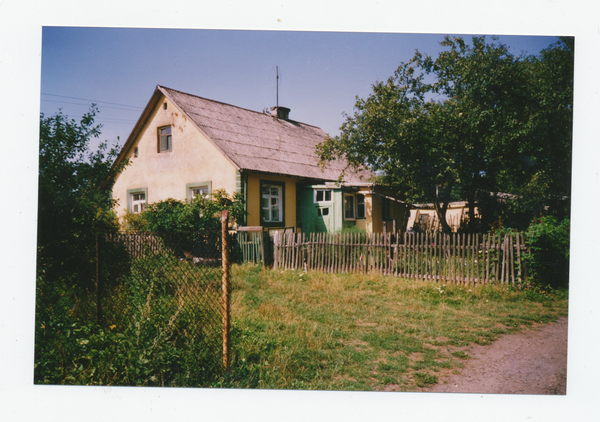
[270,106,290,120]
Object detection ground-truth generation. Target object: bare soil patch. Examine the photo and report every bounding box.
[420,317,568,395]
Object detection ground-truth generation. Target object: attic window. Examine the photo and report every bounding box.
[163,102,167,110]
[134,147,138,158]
[158,126,172,152]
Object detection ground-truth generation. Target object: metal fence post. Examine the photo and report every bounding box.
[221,210,230,371]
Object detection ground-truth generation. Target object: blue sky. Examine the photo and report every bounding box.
[40,28,560,149]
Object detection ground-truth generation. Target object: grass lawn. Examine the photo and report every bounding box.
[213,263,568,391]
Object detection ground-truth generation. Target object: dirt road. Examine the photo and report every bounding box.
[421,317,568,395]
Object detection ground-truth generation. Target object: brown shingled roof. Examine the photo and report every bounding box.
[158,86,371,184]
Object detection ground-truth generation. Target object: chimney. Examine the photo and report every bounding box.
[270,106,290,120]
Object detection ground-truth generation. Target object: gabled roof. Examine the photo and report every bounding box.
[115,85,371,184]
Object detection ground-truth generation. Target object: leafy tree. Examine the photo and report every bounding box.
[498,37,574,227]
[318,36,573,232]
[37,106,127,287]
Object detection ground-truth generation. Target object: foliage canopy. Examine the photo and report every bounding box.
[318,36,573,232]
[37,106,127,286]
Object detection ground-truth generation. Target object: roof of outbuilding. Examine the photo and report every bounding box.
[157,85,371,184]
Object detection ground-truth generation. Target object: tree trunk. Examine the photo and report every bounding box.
[434,200,452,233]
[467,191,477,233]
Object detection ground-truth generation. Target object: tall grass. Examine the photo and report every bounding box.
[34,252,224,387]
[215,264,568,391]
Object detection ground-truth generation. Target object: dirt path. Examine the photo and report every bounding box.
[421,317,568,395]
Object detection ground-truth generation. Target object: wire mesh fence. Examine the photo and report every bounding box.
[34,230,228,387]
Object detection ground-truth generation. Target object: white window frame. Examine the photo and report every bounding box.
[314,189,333,204]
[261,182,284,225]
[344,193,367,220]
[186,181,212,202]
[127,187,147,214]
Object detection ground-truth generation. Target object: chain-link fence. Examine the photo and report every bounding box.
[35,229,229,387]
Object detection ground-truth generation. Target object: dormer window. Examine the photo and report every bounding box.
[158,126,172,152]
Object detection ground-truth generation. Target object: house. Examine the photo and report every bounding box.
[406,201,480,233]
[110,85,408,233]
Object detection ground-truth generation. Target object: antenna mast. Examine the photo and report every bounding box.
[276,66,279,108]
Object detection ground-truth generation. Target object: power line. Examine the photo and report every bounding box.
[41,111,137,125]
[41,98,143,113]
[41,93,144,110]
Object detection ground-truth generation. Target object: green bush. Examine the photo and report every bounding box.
[132,189,245,235]
[524,216,570,289]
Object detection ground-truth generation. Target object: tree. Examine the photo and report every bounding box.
[37,106,127,287]
[318,36,573,232]
[499,37,574,227]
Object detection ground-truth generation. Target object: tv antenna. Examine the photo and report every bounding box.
[276,66,280,108]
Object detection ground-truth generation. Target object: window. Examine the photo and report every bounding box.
[344,194,355,219]
[356,194,365,219]
[127,188,147,214]
[158,126,172,152]
[314,189,332,203]
[317,208,330,216]
[134,147,138,158]
[191,186,209,198]
[261,181,284,225]
[186,182,212,202]
[344,193,366,220]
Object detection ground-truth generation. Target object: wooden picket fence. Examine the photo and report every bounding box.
[273,231,528,285]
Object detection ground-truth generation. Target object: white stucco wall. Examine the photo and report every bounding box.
[112,95,238,217]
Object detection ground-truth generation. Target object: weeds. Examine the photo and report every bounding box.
[34,251,223,387]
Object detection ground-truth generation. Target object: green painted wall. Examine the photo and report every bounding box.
[297,186,343,233]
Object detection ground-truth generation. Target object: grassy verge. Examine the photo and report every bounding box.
[213,264,568,391]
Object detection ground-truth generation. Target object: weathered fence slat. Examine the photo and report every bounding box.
[271,230,527,285]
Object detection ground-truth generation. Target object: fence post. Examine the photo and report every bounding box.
[221,210,230,371]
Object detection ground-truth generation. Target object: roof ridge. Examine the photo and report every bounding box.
[158,84,323,130]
